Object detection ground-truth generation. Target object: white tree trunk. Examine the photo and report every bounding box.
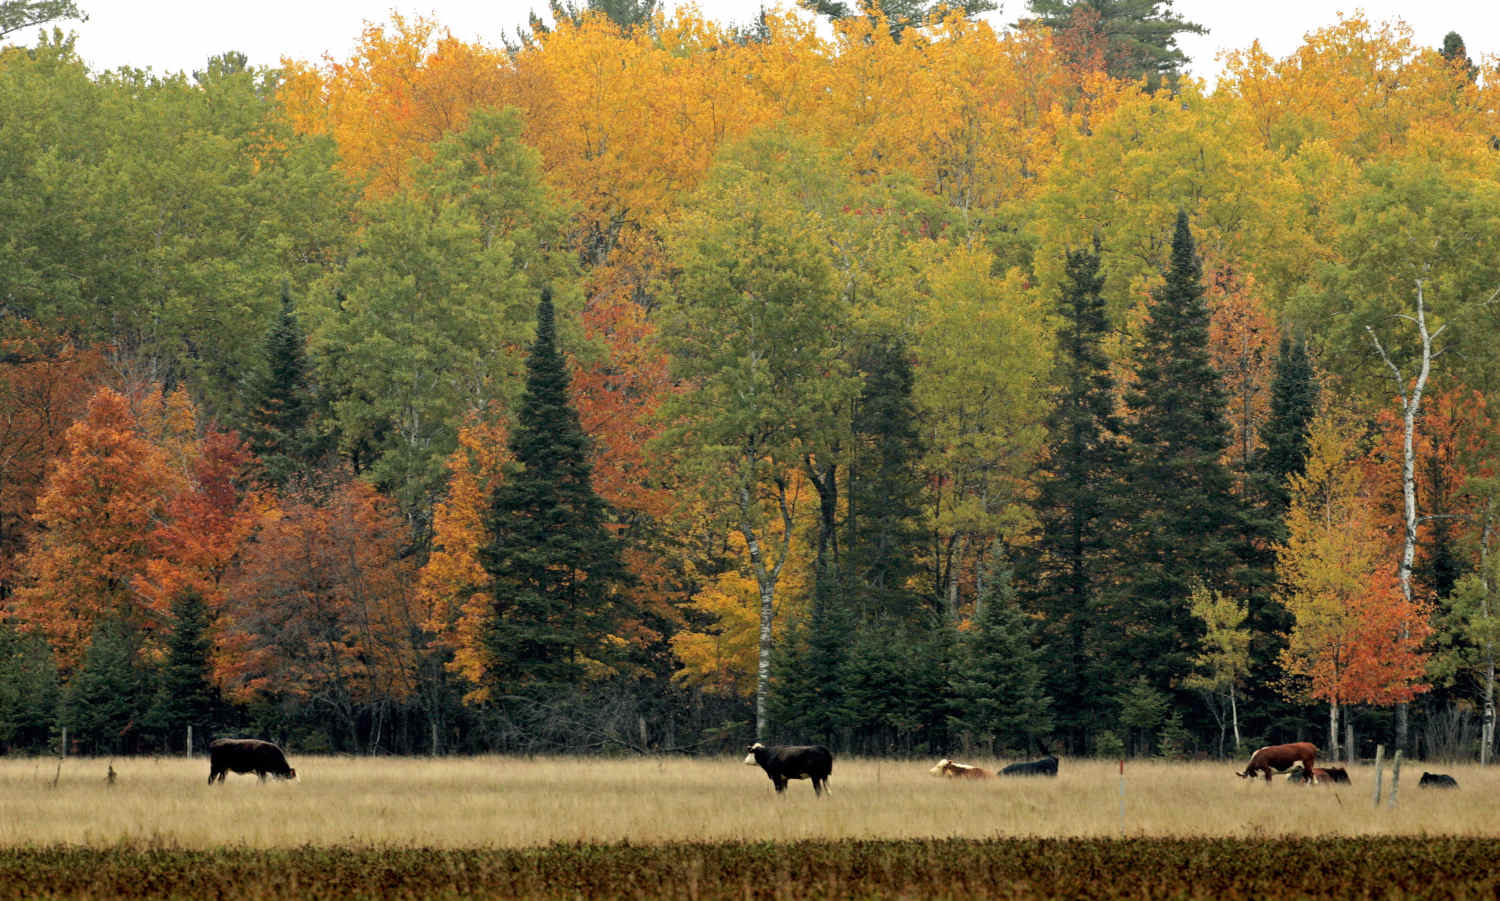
[1367,281,1446,755]
[739,475,794,741]
[1229,684,1241,753]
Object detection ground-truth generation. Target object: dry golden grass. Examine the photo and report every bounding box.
[1,754,1494,848]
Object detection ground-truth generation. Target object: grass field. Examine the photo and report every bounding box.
[0,754,1493,848]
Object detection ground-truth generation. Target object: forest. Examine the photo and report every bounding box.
[0,0,1497,764]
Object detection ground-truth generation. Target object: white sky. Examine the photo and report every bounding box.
[9,1,1500,85]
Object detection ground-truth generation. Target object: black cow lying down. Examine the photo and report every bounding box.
[744,742,832,796]
[1419,771,1459,789]
[1000,755,1058,777]
[208,738,297,784]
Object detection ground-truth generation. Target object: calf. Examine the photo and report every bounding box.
[1419,771,1459,789]
[1288,766,1350,785]
[743,743,832,796]
[208,738,297,784]
[1238,742,1318,783]
[929,758,991,778]
[999,755,1058,777]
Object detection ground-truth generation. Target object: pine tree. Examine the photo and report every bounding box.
[480,290,633,696]
[949,567,1053,754]
[146,590,216,752]
[244,287,318,486]
[1109,212,1247,705]
[1026,0,1206,90]
[768,590,850,747]
[1020,244,1126,751]
[846,333,927,623]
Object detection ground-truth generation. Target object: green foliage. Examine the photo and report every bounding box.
[1021,243,1125,748]
[1117,677,1168,756]
[0,0,83,38]
[837,620,952,754]
[948,567,1053,753]
[1108,212,1246,702]
[61,618,151,755]
[145,591,216,751]
[308,106,571,523]
[1026,0,1206,90]
[0,622,57,751]
[769,592,851,747]
[846,333,927,622]
[244,287,321,486]
[480,292,634,696]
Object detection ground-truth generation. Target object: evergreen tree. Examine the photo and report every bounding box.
[1019,243,1126,751]
[1109,212,1246,707]
[0,623,58,752]
[1026,0,1206,91]
[800,0,996,40]
[244,287,318,486]
[480,290,633,697]
[1241,334,1319,739]
[146,590,216,752]
[949,567,1053,754]
[838,619,950,755]
[846,333,927,623]
[768,590,850,747]
[61,618,152,755]
[1255,336,1319,516]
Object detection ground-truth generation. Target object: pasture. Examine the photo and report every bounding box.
[1,754,1496,848]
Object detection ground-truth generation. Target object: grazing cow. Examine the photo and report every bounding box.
[999,755,1059,777]
[1419,771,1459,789]
[208,738,297,784]
[743,743,832,796]
[1238,742,1318,783]
[1288,766,1350,785]
[929,758,991,779]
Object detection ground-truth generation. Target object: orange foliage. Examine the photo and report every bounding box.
[223,480,419,710]
[0,326,103,597]
[1205,262,1280,471]
[5,387,182,673]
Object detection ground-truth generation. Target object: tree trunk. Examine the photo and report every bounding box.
[1229,684,1240,753]
[1367,281,1445,757]
[1483,497,1495,766]
[739,476,794,741]
[1328,702,1340,763]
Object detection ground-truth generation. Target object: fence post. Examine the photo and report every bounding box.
[1118,759,1126,833]
[1372,744,1384,806]
[1389,750,1402,807]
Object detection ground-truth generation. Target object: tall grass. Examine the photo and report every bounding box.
[0,755,1490,849]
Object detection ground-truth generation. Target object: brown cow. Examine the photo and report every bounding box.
[1237,742,1318,783]
[929,758,992,778]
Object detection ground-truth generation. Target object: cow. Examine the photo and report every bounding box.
[208,738,297,784]
[1237,742,1318,783]
[999,755,1059,777]
[743,743,832,796]
[1288,766,1350,785]
[928,758,991,778]
[1419,771,1459,789]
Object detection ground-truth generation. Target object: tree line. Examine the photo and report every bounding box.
[1,1,1497,760]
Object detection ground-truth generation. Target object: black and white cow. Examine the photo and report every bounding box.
[743,742,833,796]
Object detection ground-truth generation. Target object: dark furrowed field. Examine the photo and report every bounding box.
[2,838,1498,900]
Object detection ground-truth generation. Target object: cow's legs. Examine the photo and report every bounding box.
[208,768,218,785]
[773,777,787,793]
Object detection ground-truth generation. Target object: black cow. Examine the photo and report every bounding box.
[1419,771,1459,789]
[743,742,832,796]
[208,738,297,784]
[999,755,1059,777]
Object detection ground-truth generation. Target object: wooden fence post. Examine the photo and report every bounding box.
[1372,744,1384,806]
[1389,750,1402,807]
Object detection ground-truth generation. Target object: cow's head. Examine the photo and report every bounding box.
[743,742,764,766]
[928,759,952,776]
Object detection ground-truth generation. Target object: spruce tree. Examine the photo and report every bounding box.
[846,333,927,623]
[1255,336,1319,516]
[480,290,633,696]
[147,590,216,752]
[245,287,317,486]
[0,624,58,752]
[1020,243,1126,751]
[1110,212,1247,706]
[949,567,1053,754]
[62,618,151,755]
